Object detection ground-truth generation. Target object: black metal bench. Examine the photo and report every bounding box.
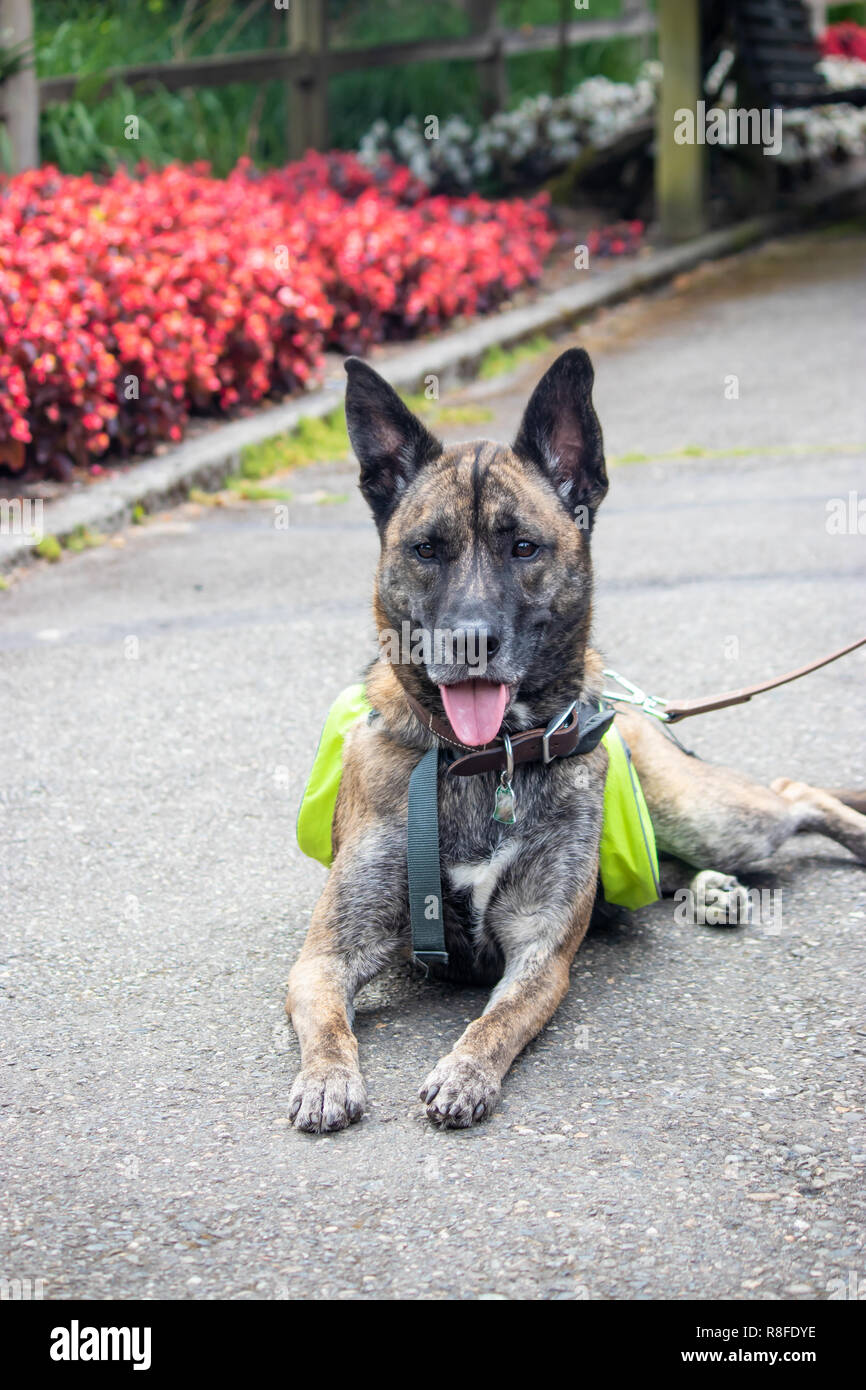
[708,0,866,108]
[556,0,866,231]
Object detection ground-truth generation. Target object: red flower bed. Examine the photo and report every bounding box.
[0,153,554,480]
[586,220,644,258]
[820,21,866,61]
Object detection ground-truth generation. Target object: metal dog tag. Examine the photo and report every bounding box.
[492,777,517,825]
[492,733,517,825]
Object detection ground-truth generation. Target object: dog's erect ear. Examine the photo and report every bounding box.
[512,348,608,526]
[344,357,442,529]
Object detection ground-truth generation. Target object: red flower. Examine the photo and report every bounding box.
[0,154,554,480]
[820,21,866,60]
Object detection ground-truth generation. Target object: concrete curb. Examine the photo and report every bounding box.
[0,204,832,575]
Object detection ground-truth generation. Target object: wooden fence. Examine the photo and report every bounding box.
[1,0,656,166]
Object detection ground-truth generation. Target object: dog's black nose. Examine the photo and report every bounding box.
[444,621,501,666]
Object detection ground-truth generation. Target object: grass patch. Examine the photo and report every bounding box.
[228,479,294,502]
[239,408,350,481]
[35,535,62,562]
[436,404,493,425]
[435,404,494,426]
[479,335,552,380]
[402,394,494,426]
[188,487,224,506]
[609,441,866,466]
[65,525,106,552]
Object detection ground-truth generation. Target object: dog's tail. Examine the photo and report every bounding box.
[823,788,866,816]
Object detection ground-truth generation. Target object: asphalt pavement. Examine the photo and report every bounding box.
[1,228,864,1301]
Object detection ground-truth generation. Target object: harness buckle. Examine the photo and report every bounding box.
[542,701,578,764]
[602,670,671,722]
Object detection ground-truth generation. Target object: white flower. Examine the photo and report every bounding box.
[819,55,866,89]
[356,55,862,191]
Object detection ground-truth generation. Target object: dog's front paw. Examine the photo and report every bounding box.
[419,1053,500,1129]
[288,1065,366,1134]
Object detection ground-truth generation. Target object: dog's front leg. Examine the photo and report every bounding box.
[419,883,595,1129]
[287,846,407,1133]
[286,945,368,1135]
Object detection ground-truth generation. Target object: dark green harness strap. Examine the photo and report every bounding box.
[407,747,447,967]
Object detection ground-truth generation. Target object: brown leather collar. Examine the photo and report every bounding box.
[403,689,483,752]
[403,689,614,777]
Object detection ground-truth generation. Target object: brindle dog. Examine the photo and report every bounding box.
[286,349,866,1133]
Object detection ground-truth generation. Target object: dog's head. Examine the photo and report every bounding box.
[345,349,608,744]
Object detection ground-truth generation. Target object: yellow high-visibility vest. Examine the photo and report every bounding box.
[297,684,659,911]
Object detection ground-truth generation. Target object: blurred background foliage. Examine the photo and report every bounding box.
[26,0,866,176]
[31,0,653,174]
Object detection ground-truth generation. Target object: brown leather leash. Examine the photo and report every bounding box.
[401,635,866,778]
[604,635,866,724]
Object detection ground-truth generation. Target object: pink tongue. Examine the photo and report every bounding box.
[439,681,508,746]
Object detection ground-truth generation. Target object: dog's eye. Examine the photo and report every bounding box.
[415,541,436,560]
[512,539,539,559]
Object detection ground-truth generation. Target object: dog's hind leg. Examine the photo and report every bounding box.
[770,778,866,864]
[614,708,866,883]
[823,788,866,816]
[657,859,754,926]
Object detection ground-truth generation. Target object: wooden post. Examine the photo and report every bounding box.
[656,0,705,242]
[553,0,569,99]
[286,0,328,160]
[467,0,508,119]
[0,0,38,171]
[804,0,827,37]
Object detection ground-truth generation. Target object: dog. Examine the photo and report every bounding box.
[286,348,866,1133]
